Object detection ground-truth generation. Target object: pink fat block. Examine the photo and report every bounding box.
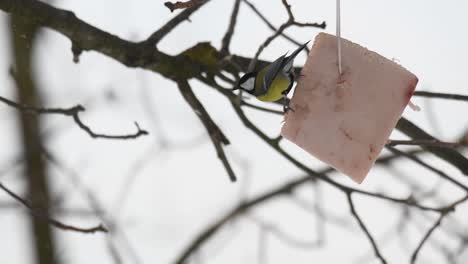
[281,33,418,183]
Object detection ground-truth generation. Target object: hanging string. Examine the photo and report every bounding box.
[336,0,342,75]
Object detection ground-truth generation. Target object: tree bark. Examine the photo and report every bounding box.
[9,14,58,264]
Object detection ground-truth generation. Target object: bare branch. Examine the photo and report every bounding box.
[242,0,324,54]
[0,95,148,140]
[387,139,467,149]
[292,21,327,28]
[410,195,468,264]
[164,0,204,12]
[148,0,210,45]
[410,214,444,264]
[346,193,387,264]
[0,94,84,115]
[0,0,299,79]
[1,0,143,64]
[396,118,468,175]
[414,91,468,102]
[220,0,241,55]
[176,79,236,182]
[0,182,107,234]
[247,0,325,71]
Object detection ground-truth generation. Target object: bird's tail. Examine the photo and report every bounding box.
[284,41,310,67]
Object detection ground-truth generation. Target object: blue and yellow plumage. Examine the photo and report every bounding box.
[236,41,309,112]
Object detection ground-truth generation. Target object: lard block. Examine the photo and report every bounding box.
[281,33,418,183]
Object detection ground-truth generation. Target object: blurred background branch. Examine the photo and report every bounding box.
[7,9,59,263]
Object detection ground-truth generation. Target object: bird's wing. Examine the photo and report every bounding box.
[282,41,310,74]
[283,73,295,95]
[260,54,287,95]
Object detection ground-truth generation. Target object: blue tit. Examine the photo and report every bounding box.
[236,41,309,112]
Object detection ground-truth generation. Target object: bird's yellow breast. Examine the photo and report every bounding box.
[256,74,290,102]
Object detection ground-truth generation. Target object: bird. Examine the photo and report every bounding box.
[235,41,309,112]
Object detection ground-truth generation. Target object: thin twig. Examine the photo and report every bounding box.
[409,195,468,264]
[164,0,204,12]
[247,4,290,71]
[0,95,148,139]
[292,21,327,28]
[346,193,387,264]
[241,0,314,53]
[414,91,468,102]
[247,0,325,71]
[0,182,107,234]
[220,0,241,55]
[410,205,457,264]
[410,214,444,264]
[147,0,211,45]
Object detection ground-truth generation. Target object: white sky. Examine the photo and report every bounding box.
[1,0,468,263]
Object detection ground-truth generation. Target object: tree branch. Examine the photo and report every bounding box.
[410,213,444,264]
[176,79,236,182]
[387,139,467,149]
[220,0,241,55]
[247,0,325,71]
[164,0,204,12]
[0,0,187,78]
[0,181,107,234]
[150,0,211,45]
[410,195,468,263]
[396,118,468,176]
[0,0,303,79]
[0,95,148,139]
[346,193,387,264]
[414,91,468,102]
[241,0,318,53]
